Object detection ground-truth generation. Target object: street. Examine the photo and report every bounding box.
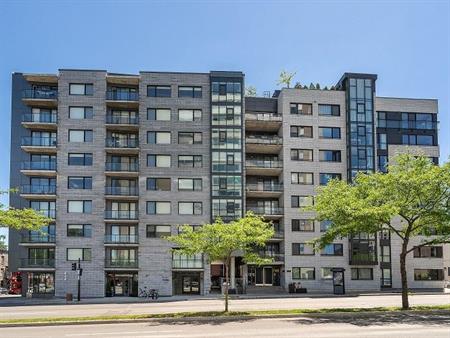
[0,293,449,320]
[1,311,450,338]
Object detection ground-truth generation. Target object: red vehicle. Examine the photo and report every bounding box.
[9,272,22,295]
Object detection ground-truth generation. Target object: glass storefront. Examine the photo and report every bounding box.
[27,272,54,295]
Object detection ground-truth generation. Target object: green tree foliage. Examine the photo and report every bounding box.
[245,86,257,97]
[0,235,7,251]
[277,70,296,88]
[167,212,274,312]
[0,190,52,230]
[294,82,302,89]
[307,154,450,309]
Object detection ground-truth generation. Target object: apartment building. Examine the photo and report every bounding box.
[9,69,447,298]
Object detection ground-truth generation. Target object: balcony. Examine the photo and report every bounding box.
[105,186,139,198]
[105,162,139,177]
[22,89,58,107]
[105,210,138,221]
[106,91,139,109]
[349,252,378,265]
[20,185,56,199]
[20,234,56,246]
[211,161,242,173]
[246,183,283,198]
[105,138,139,153]
[105,259,138,269]
[255,253,285,264]
[245,113,282,132]
[246,206,283,218]
[245,136,283,154]
[105,115,139,130]
[32,209,56,219]
[21,161,56,176]
[20,258,55,270]
[22,113,57,130]
[104,234,139,245]
[378,119,438,130]
[172,255,203,270]
[21,137,57,153]
[271,230,285,240]
[245,160,283,176]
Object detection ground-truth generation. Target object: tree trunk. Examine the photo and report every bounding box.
[400,244,409,310]
[224,259,229,312]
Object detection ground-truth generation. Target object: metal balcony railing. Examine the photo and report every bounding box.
[245,160,283,169]
[245,113,282,122]
[211,161,242,172]
[105,259,138,268]
[258,253,285,262]
[106,115,139,125]
[105,138,138,148]
[246,136,283,145]
[21,137,57,147]
[21,161,56,171]
[104,210,138,220]
[104,234,138,244]
[106,91,139,101]
[246,184,283,192]
[22,89,57,100]
[105,162,139,172]
[20,185,56,195]
[20,258,55,268]
[105,186,138,196]
[22,113,57,123]
[349,252,378,265]
[246,207,283,215]
[20,234,56,243]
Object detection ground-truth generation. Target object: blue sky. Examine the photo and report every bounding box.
[0,0,449,240]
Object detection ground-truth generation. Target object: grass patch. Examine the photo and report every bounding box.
[1,304,449,326]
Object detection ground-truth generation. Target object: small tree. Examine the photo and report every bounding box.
[277,70,296,88]
[0,190,52,230]
[307,154,450,309]
[0,235,7,251]
[294,82,302,89]
[309,82,315,89]
[315,83,321,89]
[167,212,274,312]
[245,86,257,97]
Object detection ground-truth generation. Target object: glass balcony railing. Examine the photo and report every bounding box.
[245,160,283,169]
[22,89,57,100]
[172,256,203,269]
[246,136,283,145]
[105,138,138,148]
[106,115,139,125]
[106,91,139,101]
[246,184,283,192]
[378,119,438,130]
[20,258,55,268]
[104,234,138,244]
[246,207,283,215]
[21,233,56,243]
[21,137,57,147]
[32,209,56,218]
[20,185,56,195]
[105,210,138,220]
[245,113,282,122]
[105,162,139,172]
[105,259,138,268]
[211,161,242,172]
[105,186,138,196]
[22,113,57,123]
[21,161,56,171]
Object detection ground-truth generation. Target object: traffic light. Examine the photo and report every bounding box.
[71,263,77,271]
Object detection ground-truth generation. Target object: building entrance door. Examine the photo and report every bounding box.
[182,276,200,294]
[255,267,273,286]
[331,268,345,295]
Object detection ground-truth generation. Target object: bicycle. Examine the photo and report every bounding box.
[139,286,159,300]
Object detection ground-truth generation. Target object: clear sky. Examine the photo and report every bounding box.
[0,0,449,240]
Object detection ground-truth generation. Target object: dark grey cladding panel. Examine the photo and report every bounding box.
[245,97,278,113]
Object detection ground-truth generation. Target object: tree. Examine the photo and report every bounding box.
[309,82,315,89]
[277,70,296,88]
[0,235,7,251]
[167,212,274,312]
[294,82,302,89]
[315,83,321,89]
[307,154,450,309]
[0,190,52,230]
[245,86,257,97]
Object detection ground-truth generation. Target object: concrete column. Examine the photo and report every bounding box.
[230,257,236,288]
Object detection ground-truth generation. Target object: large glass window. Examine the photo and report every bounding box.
[178,155,202,168]
[69,130,93,142]
[292,267,315,280]
[413,246,443,258]
[291,195,313,207]
[291,172,314,185]
[319,150,341,162]
[319,127,340,139]
[178,132,202,145]
[146,201,171,215]
[147,85,171,97]
[28,272,54,294]
[67,248,92,261]
[147,131,171,144]
[68,153,93,166]
[414,269,444,281]
[290,126,313,138]
[147,108,171,121]
[292,243,314,256]
[290,103,312,115]
[68,177,92,189]
[69,84,93,95]
[178,178,202,191]
[321,244,343,256]
[178,86,202,98]
[146,178,171,191]
[67,200,92,213]
[319,104,340,116]
[147,154,171,167]
[146,225,171,238]
[178,202,202,215]
[69,106,93,119]
[290,149,313,161]
[319,173,341,185]
[67,224,92,237]
[351,268,373,280]
[291,219,314,232]
[178,109,202,121]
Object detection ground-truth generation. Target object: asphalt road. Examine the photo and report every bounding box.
[0,294,449,320]
[2,312,450,338]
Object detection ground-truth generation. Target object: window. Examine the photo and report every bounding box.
[67,224,92,237]
[69,107,93,119]
[292,219,314,232]
[292,267,315,280]
[178,155,202,168]
[178,202,202,215]
[177,109,202,122]
[319,150,341,162]
[147,108,171,121]
[318,104,340,116]
[291,172,314,185]
[292,243,314,256]
[320,220,332,232]
[67,248,91,261]
[147,154,171,167]
[291,195,313,208]
[68,177,92,189]
[413,246,443,258]
[178,178,202,191]
[67,200,92,213]
[321,268,333,280]
[290,103,312,115]
[146,201,171,215]
[351,268,373,280]
[402,134,433,146]
[414,269,444,281]
[319,173,341,185]
[290,149,313,161]
[147,131,171,144]
[146,178,171,191]
[378,155,388,173]
[69,84,93,96]
[178,86,202,98]
[178,132,202,145]
[377,133,387,150]
[290,126,313,138]
[319,127,341,139]
[321,244,343,256]
[146,225,171,238]
[69,130,93,142]
[147,85,171,97]
[68,153,93,166]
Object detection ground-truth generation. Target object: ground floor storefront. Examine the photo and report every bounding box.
[172,271,203,295]
[105,272,138,297]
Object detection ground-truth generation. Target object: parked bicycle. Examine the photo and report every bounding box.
[138,286,159,299]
